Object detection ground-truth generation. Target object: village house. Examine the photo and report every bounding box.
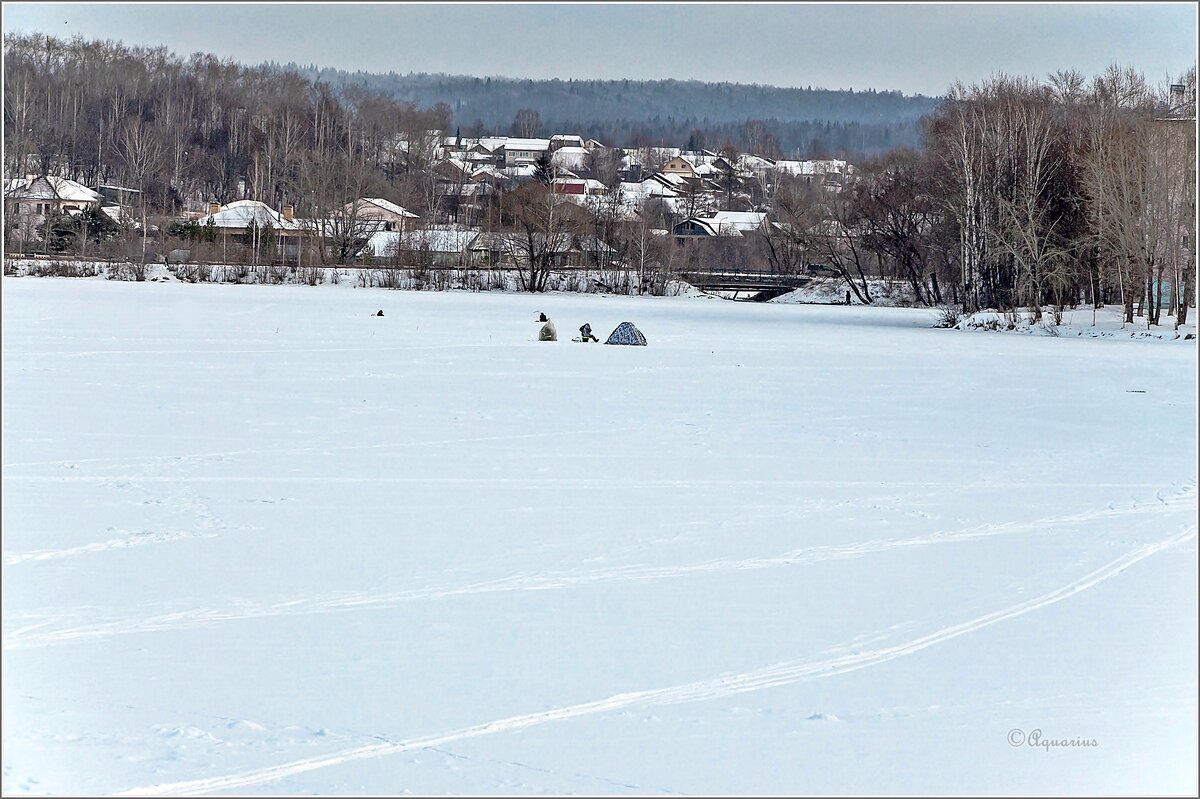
[497,138,552,166]
[3,175,105,249]
[465,231,510,267]
[193,199,315,261]
[4,175,103,223]
[476,231,618,270]
[551,177,607,196]
[660,155,700,182]
[766,159,854,191]
[358,225,477,267]
[344,198,420,231]
[551,146,590,172]
[673,210,769,241]
[549,134,586,151]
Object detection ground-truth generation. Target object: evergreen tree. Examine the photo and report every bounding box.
[534,149,554,186]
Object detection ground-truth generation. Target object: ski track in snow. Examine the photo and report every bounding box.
[5,485,1193,650]
[2,481,235,568]
[3,529,218,566]
[0,427,642,470]
[116,524,1197,796]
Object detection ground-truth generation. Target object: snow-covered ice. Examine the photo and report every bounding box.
[2,278,1196,795]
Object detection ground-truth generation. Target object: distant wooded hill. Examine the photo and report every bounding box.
[268,64,944,158]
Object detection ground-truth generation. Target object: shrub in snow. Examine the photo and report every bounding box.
[933,306,961,328]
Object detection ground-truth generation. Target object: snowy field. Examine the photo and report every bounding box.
[2,277,1197,796]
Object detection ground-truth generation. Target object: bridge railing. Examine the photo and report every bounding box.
[679,270,813,287]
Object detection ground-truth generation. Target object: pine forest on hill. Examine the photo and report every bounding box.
[270,64,940,156]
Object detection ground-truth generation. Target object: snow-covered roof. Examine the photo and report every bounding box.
[679,211,769,237]
[471,165,506,181]
[553,177,607,191]
[651,172,690,189]
[96,183,141,194]
[499,138,551,151]
[354,198,419,218]
[682,151,721,166]
[196,200,302,230]
[359,227,477,259]
[503,164,538,179]
[550,134,584,144]
[438,157,472,174]
[619,180,680,199]
[99,205,132,224]
[620,147,683,166]
[562,193,639,221]
[551,146,589,169]
[771,159,850,176]
[708,210,768,230]
[4,175,102,203]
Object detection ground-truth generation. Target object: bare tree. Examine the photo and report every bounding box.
[512,108,542,138]
[586,146,622,188]
[117,118,166,267]
[504,183,578,292]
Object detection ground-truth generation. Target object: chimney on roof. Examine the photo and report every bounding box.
[209,202,221,215]
[282,204,294,222]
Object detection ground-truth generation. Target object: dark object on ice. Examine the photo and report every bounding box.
[604,322,647,346]
[375,310,384,317]
[538,312,548,322]
[538,316,557,341]
[579,323,599,342]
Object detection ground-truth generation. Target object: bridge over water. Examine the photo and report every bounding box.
[678,270,815,301]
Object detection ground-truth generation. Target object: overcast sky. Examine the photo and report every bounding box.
[3,2,1196,96]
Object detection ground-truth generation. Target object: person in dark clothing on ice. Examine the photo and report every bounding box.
[578,323,599,342]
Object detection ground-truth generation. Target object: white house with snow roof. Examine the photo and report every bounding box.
[4,175,102,223]
[766,159,854,190]
[344,198,419,231]
[196,199,301,231]
[550,146,589,172]
[673,210,769,240]
[192,200,320,259]
[498,138,552,166]
[357,226,477,266]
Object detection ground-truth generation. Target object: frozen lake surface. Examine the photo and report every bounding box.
[3,278,1196,795]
